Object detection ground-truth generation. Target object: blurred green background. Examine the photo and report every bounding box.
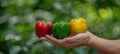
[0,0,120,54]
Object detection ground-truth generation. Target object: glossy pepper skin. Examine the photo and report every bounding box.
[47,22,52,35]
[52,22,70,39]
[35,21,52,38]
[70,18,87,35]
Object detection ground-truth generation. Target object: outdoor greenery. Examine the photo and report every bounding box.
[0,0,120,54]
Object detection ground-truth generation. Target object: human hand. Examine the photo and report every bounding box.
[40,31,93,48]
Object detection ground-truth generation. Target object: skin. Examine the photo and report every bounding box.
[40,31,120,54]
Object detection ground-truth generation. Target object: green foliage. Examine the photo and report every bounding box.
[0,0,120,54]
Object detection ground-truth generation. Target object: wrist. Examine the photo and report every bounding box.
[86,32,96,46]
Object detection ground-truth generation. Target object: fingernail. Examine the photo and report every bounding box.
[46,35,51,37]
[40,37,46,40]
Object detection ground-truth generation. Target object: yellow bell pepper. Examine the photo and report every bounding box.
[70,18,87,35]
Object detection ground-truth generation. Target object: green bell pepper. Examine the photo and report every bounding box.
[52,22,70,39]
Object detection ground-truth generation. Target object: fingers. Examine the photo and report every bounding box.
[45,35,64,46]
[40,35,66,46]
[40,37,46,40]
[40,37,56,45]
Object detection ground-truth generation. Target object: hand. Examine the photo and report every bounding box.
[40,31,93,48]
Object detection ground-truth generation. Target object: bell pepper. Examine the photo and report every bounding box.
[35,21,52,38]
[47,22,52,35]
[52,22,70,39]
[70,18,87,35]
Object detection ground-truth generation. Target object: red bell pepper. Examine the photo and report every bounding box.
[47,22,52,35]
[35,21,52,38]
